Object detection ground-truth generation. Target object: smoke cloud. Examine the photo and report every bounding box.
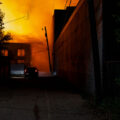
[1,0,79,72]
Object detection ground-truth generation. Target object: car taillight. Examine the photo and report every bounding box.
[35,69,38,72]
[24,69,27,73]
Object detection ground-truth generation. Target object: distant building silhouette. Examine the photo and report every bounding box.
[54,7,75,42]
[0,43,31,80]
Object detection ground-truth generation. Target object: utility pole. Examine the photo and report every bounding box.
[87,0,102,102]
[44,26,52,73]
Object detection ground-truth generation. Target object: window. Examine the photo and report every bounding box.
[1,49,8,56]
[17,49,25,56]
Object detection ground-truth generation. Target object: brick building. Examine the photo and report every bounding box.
[0,43,31,80]
[53,0,103,95]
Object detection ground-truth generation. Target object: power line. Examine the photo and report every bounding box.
[4,14,28,24]
[69,0,72,7]
[5,16,26,24]
[64,0,69,9]
[65,0,72,8]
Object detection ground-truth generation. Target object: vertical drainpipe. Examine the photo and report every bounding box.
[87,0,102,102]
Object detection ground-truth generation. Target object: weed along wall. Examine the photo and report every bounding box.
[54,0,102,95]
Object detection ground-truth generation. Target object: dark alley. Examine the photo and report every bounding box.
[0,0,120,120]
[0,77,103,120]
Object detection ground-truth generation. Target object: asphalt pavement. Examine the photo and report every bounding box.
[0,76,102,120]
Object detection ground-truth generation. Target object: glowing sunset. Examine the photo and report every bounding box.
[0,1,116,118]
[0,0,79,71]
[1,0,79,40]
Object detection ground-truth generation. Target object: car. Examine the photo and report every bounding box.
[24,67,38,79]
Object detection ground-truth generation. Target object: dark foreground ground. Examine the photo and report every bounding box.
[0,76,105,120]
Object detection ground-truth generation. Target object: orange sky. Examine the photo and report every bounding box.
[0,0,79,72]
[1,0,79,39]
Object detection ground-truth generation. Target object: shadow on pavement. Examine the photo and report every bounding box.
[0,76,79,93]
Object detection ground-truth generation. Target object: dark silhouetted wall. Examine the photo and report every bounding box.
[54,0,102,95]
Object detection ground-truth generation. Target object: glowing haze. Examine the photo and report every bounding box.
[0,0,79,72]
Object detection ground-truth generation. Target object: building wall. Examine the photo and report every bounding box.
[54,7,75,42]
[0,43,31,80]
[94,0,103,79]
[54,0,102,95]
[0,43,31,66]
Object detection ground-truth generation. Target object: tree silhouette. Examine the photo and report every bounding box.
[0,9,12,43]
